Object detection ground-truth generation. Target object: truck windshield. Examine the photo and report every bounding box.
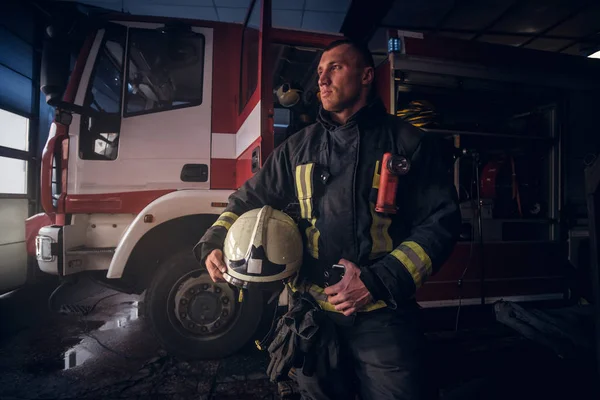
[124,28,205,116]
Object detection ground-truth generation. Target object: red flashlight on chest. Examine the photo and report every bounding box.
[375,152,411,214]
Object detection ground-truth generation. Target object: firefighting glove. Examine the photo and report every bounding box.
[293,307,320,377]
[266,292,321,382]
[289,299,320,347]
[266,316,297,382]
[286,293,322,378]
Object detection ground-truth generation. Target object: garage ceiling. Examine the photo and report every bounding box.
[376,0,600,56]
[55,0,351,34]
[52,0,600,57]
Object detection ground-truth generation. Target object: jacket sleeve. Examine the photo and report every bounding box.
[359,134,461,308]
[193,143,296,264]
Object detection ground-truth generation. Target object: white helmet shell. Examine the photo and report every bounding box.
[223,206,303,288]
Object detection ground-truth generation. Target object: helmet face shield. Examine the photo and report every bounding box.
[227,246,286,276]
[223,206,303,288]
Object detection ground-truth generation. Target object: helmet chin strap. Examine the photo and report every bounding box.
[223,272,249,289]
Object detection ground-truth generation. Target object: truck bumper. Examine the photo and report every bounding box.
[36,225,62,275]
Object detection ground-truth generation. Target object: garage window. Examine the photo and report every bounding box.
[0,108,28,194]
[124,28,205,117]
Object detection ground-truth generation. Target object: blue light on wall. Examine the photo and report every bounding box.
[388,37,402,54]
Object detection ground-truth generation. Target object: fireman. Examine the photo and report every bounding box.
[194,39,461,399]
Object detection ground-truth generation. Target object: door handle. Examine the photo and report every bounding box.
[251,147,260,173]
[181,164,208,182]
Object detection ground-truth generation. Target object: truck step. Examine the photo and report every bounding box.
[66,246,116,255]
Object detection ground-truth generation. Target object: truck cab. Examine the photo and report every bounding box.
[32,0,342,359]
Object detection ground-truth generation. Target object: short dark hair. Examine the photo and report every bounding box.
[323,38,375,69]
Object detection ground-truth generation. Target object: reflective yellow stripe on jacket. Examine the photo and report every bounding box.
[295,163,313,219]
[211,212,239,231]
[289,282,387,313]
[295,164,320,259]
[291,161,388,313]
[369,160,394,259]
[391,241,432,289]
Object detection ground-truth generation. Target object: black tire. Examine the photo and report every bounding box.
[145,249,264,360]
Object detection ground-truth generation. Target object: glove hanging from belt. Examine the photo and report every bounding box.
[266,290,339,382]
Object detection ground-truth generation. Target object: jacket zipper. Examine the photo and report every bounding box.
[352,124,360,261]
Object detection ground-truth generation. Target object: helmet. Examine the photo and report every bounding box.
[276,83,302,107]
[223,206,303,289]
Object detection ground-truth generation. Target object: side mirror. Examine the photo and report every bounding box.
[40,25,70,107]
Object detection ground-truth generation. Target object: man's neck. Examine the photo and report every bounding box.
[331,98,369,125]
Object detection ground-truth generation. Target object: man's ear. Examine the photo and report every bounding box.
[362,67,374,86]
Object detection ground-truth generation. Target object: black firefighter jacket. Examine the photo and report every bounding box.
[195,99,461,310]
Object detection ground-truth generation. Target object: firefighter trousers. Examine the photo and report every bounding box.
[294,304,434,400]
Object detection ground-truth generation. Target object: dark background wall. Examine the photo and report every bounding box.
[564,89,600,222]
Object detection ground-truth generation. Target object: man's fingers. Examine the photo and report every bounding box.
[342,308,356,317]
[338,258,359,272]
[209,250,227,273]
[205,258,226,283]
[208,269,226,283]
[324,274,349,296]
[327,293,346,305]
[334,301,354,312]
[206,265,220,281]
[214,260,226,274]
[323,283,341,296]
[333,299,357,316]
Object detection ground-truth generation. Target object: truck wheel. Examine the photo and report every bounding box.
[145,249,264,359]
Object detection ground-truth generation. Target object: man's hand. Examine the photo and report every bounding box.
[323,259,373,316]
[205,249,227,283]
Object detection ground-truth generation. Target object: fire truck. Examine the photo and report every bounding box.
[28,0,600,359]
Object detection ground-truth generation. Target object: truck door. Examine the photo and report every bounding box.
[235,0,273,186]
[67,22,213,201]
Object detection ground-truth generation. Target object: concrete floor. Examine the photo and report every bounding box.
[0,277,598,400]
[0,277,278,400]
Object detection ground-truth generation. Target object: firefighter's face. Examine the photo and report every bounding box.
[317,44,373,113]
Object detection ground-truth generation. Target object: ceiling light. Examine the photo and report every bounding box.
[588,50,600,58]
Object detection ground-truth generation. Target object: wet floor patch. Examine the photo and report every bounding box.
[95,300,139,331]
[14,300,146,377]
[0,281,280,399]
[63,344,94,370]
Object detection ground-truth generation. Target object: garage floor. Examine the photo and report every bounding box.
[0,277,277,400]
[0,277,598,400]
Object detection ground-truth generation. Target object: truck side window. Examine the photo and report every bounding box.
[124,28,205,116]
[79,26,125,161]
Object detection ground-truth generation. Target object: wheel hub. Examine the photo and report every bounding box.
[174,272,235,336]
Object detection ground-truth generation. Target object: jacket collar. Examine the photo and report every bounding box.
[317,97,387,131]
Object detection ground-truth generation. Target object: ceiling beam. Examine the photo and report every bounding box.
[380,24,600,43]
[470,0,521,41]
[340,0,395,43]
[558,29,600,53]
[432,0,462,33]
